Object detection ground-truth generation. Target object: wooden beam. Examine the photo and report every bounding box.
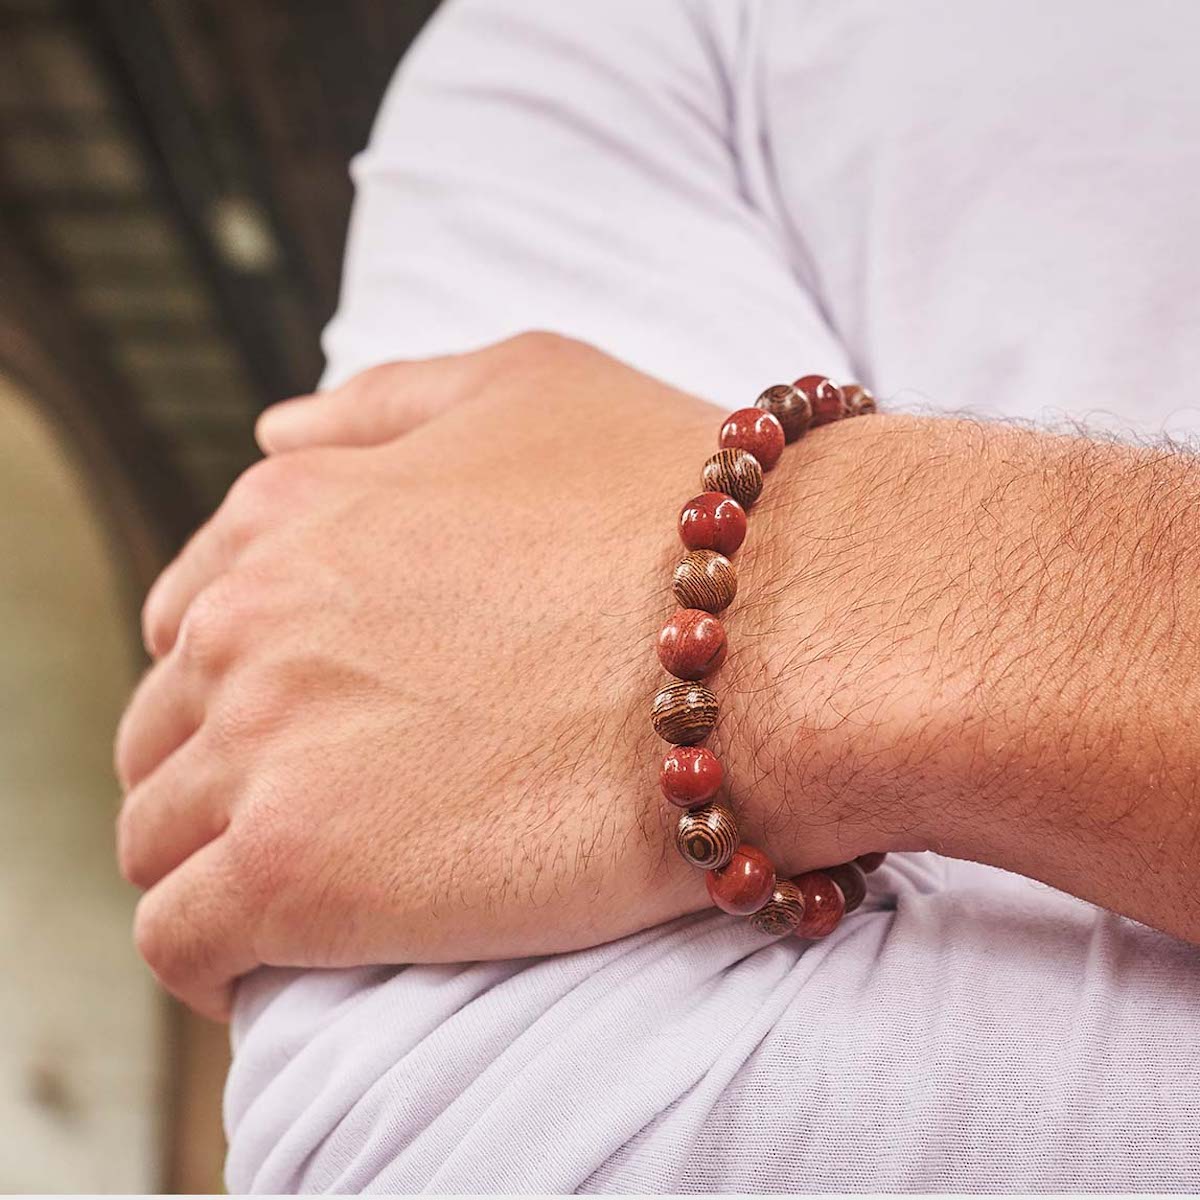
[70,0,309,402]
[0,215,200,590]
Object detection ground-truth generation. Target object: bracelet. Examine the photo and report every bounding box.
[652,375,885,939]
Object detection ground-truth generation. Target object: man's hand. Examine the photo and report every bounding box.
[116,333,1200,1020]
[115,335,904,1019]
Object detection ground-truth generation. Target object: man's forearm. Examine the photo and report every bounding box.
[737,414,1200,941]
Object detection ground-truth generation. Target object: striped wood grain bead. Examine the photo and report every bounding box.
[675,802,739,870]
[701,447,764,509]
[755,382,812,442]
[750,880,807,936]
[672,549,737,614]
[825,861,867,914]
[842,382,877,416]
[651,680,719,745]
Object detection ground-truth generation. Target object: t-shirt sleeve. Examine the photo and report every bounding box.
[314,0,852,399]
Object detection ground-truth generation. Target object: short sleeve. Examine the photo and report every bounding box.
[317,0,852,401]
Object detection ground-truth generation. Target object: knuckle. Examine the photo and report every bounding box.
[228,448,332,513]
[141,574,182,660]
[504,329,576,358]
[230,790,303,898]
[133,894,181,985]
[140,597,165,659]
[115,804,150,889]
[134,891,227,999]
[113,708,137,790]
[175,580,242,672]
[353,361,402,396]
[225,455,294,524]
[209,680,281,749]
[483,332,594,396]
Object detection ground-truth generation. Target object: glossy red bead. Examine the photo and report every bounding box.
[793,374,847,427]
[855,851,887,873]
[719,408,785,471]
[794,870,846,938]
[678,492,747,557]
[657,608,727,681]
[659,746,724,807]
[825,862,867,914]
[706,844,776,915]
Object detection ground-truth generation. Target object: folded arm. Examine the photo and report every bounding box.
[114,0,1200,1020]
[110,1,1200,1190]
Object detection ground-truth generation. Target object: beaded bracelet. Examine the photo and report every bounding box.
[651,375,886,940]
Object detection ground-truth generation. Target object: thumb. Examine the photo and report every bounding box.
[255,360,443,455]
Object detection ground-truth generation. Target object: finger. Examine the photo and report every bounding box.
[255,353,478,454]
[115,648,207,791]
[117,732,231,890]
[141,519,245,660]
[134,836,260,1022]
[146,447,341,659]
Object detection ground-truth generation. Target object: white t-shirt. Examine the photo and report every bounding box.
[224,1,1200,1190]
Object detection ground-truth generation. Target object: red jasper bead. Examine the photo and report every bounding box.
[660,746,724,807]
[793,374,847,427]
[657,608,727,681]
[678,492,747,557]
[719,408,785,471]
[794,870,846,938]
[855,851,887,873]
[706,844,776,915]
[825,861,867,914]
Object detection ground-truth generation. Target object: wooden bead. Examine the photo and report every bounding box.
[702,448,763,509]
[651,680,718,745]
[707,844,776,915]
[755,382,811,442]
[672,549,737,614]
[750,880,807,936]
[660,746,724,807]
[793,870,846,938]
[842,382,877,416]
[657,608,727,680]
[678,492,747,557]
[676,802,738,869]
[855,851,887,873]
[825,861,867,914]
[719,408,785,471]
[794,374,847,427]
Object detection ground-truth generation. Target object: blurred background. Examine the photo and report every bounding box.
[0,0,437,1189]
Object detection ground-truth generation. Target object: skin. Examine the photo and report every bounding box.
[115,333,1200,1020]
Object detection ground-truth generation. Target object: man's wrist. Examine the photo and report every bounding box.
[720,413,955,873]
[730,409,1200,939]
[727,412,1114,874]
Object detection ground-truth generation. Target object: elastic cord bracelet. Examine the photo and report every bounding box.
[651,375,886,939]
